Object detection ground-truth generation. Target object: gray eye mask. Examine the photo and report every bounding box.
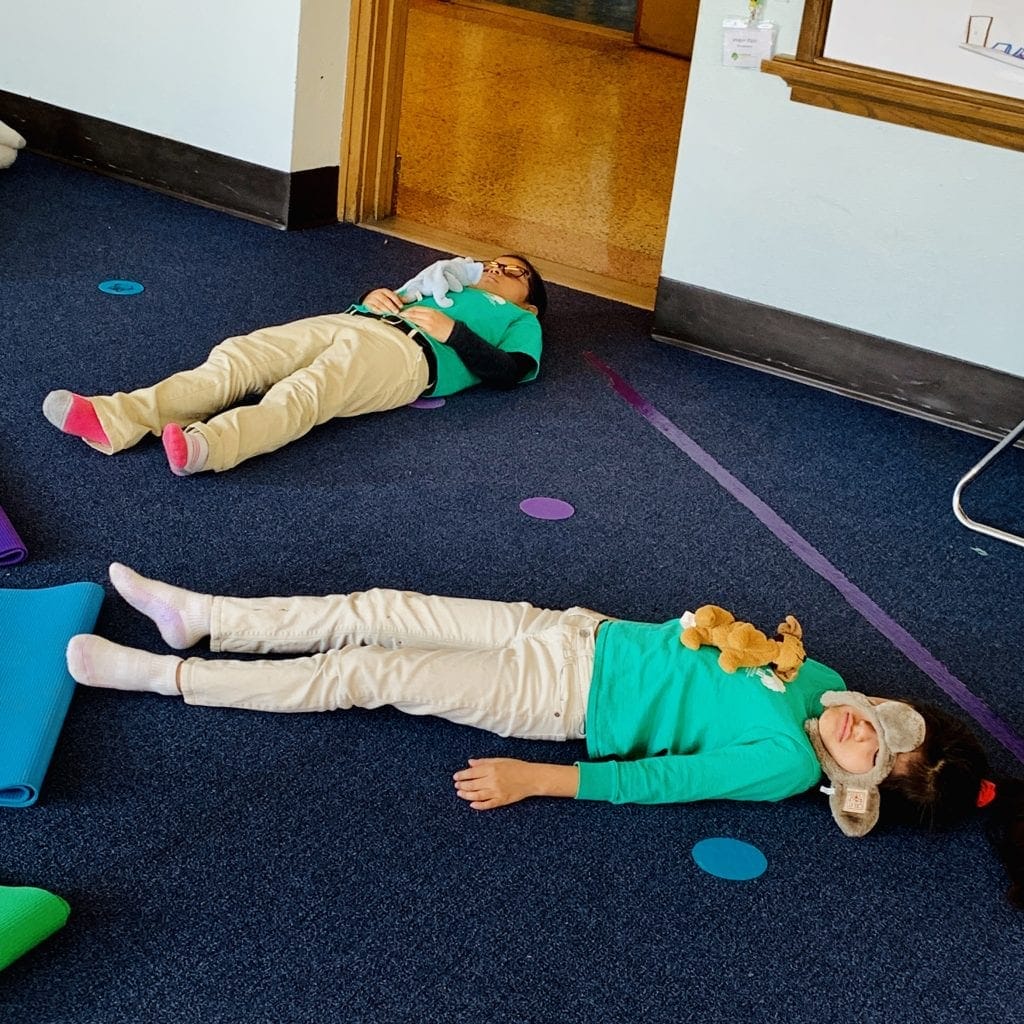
[804,691,926,837]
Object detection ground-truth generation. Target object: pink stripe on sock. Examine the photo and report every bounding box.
[162,424,189,473]
[65,394,109,446]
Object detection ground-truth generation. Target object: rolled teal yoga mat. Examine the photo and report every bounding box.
[0,885,70,970]
[0,582,104,807]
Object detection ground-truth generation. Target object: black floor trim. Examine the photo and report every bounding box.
[0,89,339,230]
[653,277,1024,438]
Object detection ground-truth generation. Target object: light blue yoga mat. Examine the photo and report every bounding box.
[0,582,104,807]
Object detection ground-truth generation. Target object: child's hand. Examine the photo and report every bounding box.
[452,758,579,810]
[362,288,406,315]
[401,306,455,342]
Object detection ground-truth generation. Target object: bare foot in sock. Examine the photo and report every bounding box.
[108,562,212,649]
[162,423,209,476]
[42,390,110,446]
[67,634,182,695]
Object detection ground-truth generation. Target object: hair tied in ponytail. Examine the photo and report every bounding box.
[977,779,997,808]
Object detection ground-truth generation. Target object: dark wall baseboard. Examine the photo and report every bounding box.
[653,277,1024,439]
[0,90,339,230]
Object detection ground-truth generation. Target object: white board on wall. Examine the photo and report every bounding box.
[825,0,1024,100]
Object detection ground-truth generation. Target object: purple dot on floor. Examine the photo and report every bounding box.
[410,397,446,409]
[691,837,767,881]
[519,497,575,521]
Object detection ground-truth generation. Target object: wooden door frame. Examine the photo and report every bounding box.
[338,0,409,223]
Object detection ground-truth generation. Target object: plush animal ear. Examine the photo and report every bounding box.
[770,629,805,683]
[694,604,734,627]
[876,701,926,753]
[827,783,881,837]
[777,615,802,639]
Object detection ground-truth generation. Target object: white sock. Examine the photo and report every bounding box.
[67,634,182,696]
[108,562,212,649]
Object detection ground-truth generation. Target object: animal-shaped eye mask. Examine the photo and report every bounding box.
[804,691,926,837]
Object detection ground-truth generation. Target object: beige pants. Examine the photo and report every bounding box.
[87,314,429,471]
[179,588,606,741]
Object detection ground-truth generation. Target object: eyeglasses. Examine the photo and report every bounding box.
[483,260,531,280]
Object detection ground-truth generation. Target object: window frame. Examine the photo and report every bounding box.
[761,0,1024,154]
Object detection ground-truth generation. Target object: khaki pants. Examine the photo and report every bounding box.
[87,314,429,471]
[180,589,606,741]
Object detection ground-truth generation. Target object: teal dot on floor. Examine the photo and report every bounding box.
[98,279,144,295]
[691,837,767,881]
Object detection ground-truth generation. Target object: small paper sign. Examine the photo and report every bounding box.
[722,18,777,69]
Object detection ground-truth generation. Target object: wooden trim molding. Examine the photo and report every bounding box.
[338,0,410,223]
[762,55,1024,153]
[762,0,1024,154]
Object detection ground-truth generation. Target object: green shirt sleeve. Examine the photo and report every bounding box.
[575,737,821,805]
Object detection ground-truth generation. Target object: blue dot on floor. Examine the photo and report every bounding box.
[409,397,445,410]
[691,837,767,881]
[99,279,144,295]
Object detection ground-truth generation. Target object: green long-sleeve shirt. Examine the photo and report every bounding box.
[576,618,842,805]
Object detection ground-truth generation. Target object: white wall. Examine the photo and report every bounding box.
[0,0,349,172]
[292,0,351,169]
[661,0,1024,378]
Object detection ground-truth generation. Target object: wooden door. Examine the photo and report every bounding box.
[635,0,700,58]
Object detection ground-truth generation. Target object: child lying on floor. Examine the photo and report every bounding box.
[43,255,546,475]
[67,563,1024,907]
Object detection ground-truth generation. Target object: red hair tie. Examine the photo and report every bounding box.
[976,779,997,808]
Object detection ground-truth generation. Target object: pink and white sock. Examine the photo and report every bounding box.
[109,562,212,650]
[42,390,110,446]
[67,634,182,695]
[162,423,209,476]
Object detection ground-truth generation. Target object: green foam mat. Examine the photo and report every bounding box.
[0,885,70,970]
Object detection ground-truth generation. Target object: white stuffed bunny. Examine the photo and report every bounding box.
[0,119,26,169]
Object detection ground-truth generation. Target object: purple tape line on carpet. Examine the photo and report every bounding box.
[0,506,28,566]
[585,352,1024,765]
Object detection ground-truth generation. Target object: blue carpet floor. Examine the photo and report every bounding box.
[1,152,1023,1022]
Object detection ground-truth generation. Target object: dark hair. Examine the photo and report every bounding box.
[879,701,1024,908]
[501,254,548,320]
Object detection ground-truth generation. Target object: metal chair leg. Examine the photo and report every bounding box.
[952,416,1024,549]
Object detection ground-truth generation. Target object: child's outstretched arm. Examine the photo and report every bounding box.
[453,758,578,810]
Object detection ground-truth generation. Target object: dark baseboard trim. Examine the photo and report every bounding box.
[653,277,1024,439]
[0,89,339,230]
